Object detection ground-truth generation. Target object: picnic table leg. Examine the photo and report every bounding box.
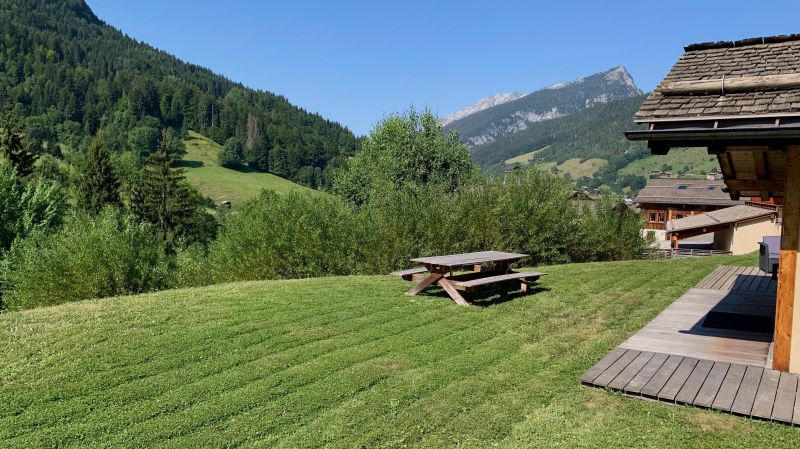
[405,273,443,296]
[437,279,470,307]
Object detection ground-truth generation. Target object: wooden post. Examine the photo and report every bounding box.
[774,145,800,372]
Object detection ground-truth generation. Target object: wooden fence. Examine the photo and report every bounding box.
[646,248,733,260]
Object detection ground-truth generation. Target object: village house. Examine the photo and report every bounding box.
[634,178,742,242]
[666,204,781,254]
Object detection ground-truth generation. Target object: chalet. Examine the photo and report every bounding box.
[634,178,742,240]
[625,34,800,376]
[582,35,800,424]
[666,204,780,254]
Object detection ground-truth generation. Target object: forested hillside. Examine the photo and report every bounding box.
[0,0,358,188]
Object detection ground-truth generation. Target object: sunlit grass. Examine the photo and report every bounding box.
[2,253,797,448]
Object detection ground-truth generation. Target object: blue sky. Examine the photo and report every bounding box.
[86,0,799,135]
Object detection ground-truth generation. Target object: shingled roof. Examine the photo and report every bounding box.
[633,179,743,206]
[667,205,777,233]
[636,34,800,122]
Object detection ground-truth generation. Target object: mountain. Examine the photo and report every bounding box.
[0,0,358,189]
[444,67,643,148]
[441,92,526,126]
[470,95,647,168]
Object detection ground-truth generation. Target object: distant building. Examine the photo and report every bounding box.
[667,205,781,254]
[706,168,723,180]
[634,178,743,241]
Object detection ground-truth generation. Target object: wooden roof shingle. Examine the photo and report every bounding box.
[636,34,800,123]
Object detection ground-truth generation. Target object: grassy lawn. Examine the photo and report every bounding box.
[556,157,607,178]
[619,147,720,178]
[3,254,800,448]
[180,131,317,204]
[504,146,548,166]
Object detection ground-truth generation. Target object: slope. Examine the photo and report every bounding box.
[3,255,793,448]
[0,0,357,188]
[180,131,318,204]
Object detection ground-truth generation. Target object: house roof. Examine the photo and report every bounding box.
[667,205,777,233]
[635,34,800,123]
[634,179,743,206]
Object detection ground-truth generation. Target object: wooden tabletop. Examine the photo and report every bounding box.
[410,251,528,268]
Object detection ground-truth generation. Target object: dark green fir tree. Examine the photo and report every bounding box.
[0,105,37,177]
[75,136,121,214]
[130,129,197,251]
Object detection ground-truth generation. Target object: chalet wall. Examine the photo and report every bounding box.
[729,218,781,255]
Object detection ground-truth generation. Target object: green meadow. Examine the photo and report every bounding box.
[3,254,798,448]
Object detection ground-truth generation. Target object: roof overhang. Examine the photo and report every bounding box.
[625,116,800,151]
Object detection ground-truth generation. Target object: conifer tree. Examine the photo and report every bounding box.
[0,105,37,177]
[75,136,121,214]
[130,129,196,251]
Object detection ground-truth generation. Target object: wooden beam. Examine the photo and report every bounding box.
[724,179,785,193]
[662,74,800,96]
[774,145,800,372]
[754,151,771,200]
[717,152,736,179]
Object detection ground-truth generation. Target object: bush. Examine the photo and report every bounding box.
[0,162,67,252]
[181,168,648,287]
[1,208,174,310]
[199,191,360,284]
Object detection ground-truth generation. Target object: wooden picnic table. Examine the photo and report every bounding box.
[399,251,544,306]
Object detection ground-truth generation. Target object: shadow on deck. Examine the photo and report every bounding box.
[581,266,800,426]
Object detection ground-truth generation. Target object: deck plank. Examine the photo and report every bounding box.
[720,267,746,290]
[608,351,654,390]
[709,266,739,290]
[579,347,627,385]
[624,352,669,394]
[771,372,798,423]
[697,267,725,289]
[736,267,761,293]
[751,369,781,419]
[693,362,730,408]
[793,376,800,425]
[729,267,753,291]
[712,364,747,412]
[705,267,736,290]
[641,355,684,398]
[581,266,791,425]
[675,359,714,404]
[731,365,765,416]
[658,357,699,402]
[592,350,641,387]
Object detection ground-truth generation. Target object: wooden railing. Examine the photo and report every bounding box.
[646,249,733,260]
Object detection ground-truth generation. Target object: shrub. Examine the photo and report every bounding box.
[184,168,648,287]
[0,162,67,252]
[0,208,174,310]
[200,191,360,284]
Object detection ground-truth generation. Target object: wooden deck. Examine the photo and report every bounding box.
[581,266,800,425]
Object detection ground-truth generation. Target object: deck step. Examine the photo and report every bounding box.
[451,271,544,291]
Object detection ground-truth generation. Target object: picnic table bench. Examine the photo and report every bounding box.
[392,251,544,306]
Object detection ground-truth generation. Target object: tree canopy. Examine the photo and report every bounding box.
[334,109,474,204]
